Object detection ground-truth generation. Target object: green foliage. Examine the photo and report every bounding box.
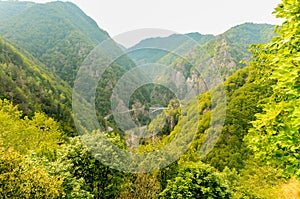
[0,99,62,158]
[159,162,232,199]
[118,172,161,199]
[245,0,300,178]
[232,159,284,199]
[0,1,145,135]
[0,37,75,135]
[159,65,271,171]
[0,149,63,198]
[202,70,270,170]
[53,136,125,198]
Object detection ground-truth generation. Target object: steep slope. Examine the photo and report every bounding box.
[0,36,75,135]
[136,24,275,170]
[0,1,109,85]
[144,64,271,171]
[0,1,139,132]
[163,23,275,80]
[171,24,275,170]
[219,23,275,68]
[116,23,275,134]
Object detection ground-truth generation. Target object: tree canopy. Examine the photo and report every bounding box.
[245,0,300,178]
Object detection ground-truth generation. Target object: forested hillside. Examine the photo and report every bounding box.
[0,0,299,198]
[159,23,275,80]
[0,1,139,132]
[0,1,109,85]
[0,36,75,135]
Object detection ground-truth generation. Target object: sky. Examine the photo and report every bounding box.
[20,0,283,47]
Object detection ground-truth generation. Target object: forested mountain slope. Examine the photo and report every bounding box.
[0,1,109,85]
[0,1,138,132]
[0,36,74,135]
[160,23,275,80]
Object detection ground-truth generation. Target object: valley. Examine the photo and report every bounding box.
[0,0,299,198]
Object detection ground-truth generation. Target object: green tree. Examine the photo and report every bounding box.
[0,149,63,198]
[245,0,300,178]
[159,162,232,199]
[53,135,125,198]
[0,99,62,158]
[118,172,161,199]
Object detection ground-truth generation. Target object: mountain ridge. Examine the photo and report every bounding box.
[0,1,110,85]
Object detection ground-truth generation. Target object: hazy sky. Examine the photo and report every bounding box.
[20,0,283,46]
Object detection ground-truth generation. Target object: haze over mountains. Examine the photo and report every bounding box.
[0,0,298,198]
[0,0,275,144]
[0,0,275,134]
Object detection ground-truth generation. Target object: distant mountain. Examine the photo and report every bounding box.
[127,33,214,64]
[127,23,274,80]
[0,1,110,85]
[162,23,275,81]
[223,23,275,48]
[0,36,75,135]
